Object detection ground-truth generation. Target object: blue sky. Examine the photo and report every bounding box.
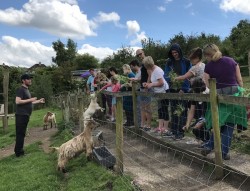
[0,0,249,67]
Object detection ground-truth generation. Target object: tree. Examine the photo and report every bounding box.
[74,53,99,70]
[141,38,168,68]
[30,73,53,106]
[100,46,134,73]
[227,20,250,75]
[52,39,77,67]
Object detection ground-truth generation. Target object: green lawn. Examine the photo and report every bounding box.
[0,142,134,191]
[0,107,135,191]
[0,108,62,149]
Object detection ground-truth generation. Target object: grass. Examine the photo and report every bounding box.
[0,107,135,191]
[0,142,134,191]
[0,107,62,149]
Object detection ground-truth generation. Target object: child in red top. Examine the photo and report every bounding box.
[100,76,121,122]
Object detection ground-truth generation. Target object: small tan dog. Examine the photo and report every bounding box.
[43,111,57,130]
[51,119,100,173]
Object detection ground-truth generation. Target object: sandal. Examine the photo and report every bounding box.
[143,127,151,131]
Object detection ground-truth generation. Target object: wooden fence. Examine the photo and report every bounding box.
[52,78,250,177]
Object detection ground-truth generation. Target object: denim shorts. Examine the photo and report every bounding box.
[112,97,116,105]
[140,88,151,103]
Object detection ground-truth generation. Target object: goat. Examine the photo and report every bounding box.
[43,111,57,130]
[50,120,100,173]
[83,93,104,121]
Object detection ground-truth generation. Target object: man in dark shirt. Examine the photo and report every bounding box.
[164,43,191,140]
[14,74,45,157]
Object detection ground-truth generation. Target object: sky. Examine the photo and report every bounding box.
[0,0,249,68]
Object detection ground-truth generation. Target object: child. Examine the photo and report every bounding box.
[182,77,210,144]
[100,75,121,122]
[121,64,135,126]
[175,47,205,85]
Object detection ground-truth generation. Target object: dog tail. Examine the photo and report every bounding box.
[49,147,59,153]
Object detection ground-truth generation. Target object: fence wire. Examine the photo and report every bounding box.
[52,87,250,191]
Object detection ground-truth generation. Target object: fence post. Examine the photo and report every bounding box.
[3,68,9,132]
[78,94,84,132]
[132,82,139,130]
[209,78,224,179]
[248,51,250,77]
[115,95,123,174]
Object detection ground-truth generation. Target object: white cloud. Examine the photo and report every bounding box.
[164,0,173,4]
[158,6,166,12]
[0,36,55,68]
[126,20,140,36]
[220,0,250,15]
[0,0,96,39]
[94,11,120,23]
[185,2,193,9]
[92,11,124,28]
[130,32,148,46]
[125,20,147,45]
[78,44,114,61]
[158,0,173,13]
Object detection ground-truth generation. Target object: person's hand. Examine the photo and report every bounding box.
[129,78,137,81]
[144,83,153,89]
[39,98,45,103]
[182,125,189,131]
[143,82,149,88]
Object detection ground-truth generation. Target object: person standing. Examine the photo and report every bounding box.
[86,68,95,94]
[14,74,45,157]
[164,43,192,140]
[121,64,135,126]
[201,43,247,160]
[136,49,152,130]
[174,47,205,84]
[142,56,169,132]
[129,59,142,127]
[100,75,121,122]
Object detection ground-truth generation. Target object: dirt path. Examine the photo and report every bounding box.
[0,127,58,159]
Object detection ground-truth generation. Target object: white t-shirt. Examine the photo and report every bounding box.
[106,79,112,92]
[135,69,141,79]
[189,62,205,83]
[151,66,169,93]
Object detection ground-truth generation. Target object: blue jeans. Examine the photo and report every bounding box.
[203,123,234,158]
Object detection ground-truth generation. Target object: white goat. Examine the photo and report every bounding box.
[51,120,100,173]
[83,93,104,121]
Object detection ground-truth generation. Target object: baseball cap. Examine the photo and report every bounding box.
[21,74,32,81]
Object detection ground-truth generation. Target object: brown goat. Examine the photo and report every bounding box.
[51,120,100,173]
[43,111,57,130]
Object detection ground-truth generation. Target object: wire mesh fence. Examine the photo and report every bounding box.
[51,79,250,190]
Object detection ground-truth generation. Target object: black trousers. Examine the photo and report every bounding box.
[14,114,30,156]
[170,99,188,136]
[125,110,134,125]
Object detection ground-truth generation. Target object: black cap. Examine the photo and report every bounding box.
[21,74,32,81]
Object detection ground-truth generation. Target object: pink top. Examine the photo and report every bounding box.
[100,82,121,92]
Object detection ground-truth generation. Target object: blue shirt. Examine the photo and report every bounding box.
[87,75,95,92]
